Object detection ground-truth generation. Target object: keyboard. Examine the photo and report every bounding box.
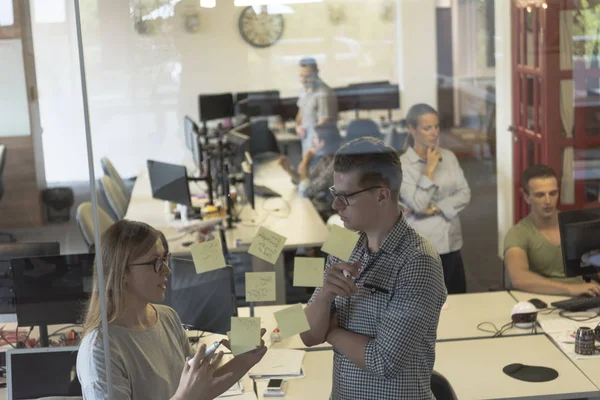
[254,185,281,198]
[551,296,600,312]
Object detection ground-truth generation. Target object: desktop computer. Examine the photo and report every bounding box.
[0,242,60,322]
[199,93,235,123]
[11,253,95,347]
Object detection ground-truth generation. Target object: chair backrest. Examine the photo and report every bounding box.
[431,370,458,400]
[100,157,127,197]
[75,202,115,247]
[345,119,383,143]
[100,176,128,220]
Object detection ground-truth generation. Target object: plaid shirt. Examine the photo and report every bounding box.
[309,215,447,399]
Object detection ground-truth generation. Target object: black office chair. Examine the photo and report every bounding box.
[431,370,458,400]
[0,146,16,243]
[344,119,384,144]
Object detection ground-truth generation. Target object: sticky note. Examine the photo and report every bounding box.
[273,304,310,339]
[246,272,276,302]
[230,317,260,355]
[321,225,360,261]
[248,227,287,265]
[293,257,325,287]
[190,236,227,274]
[227,330,257,356]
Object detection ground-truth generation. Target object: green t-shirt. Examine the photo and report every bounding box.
[504,215,584,284]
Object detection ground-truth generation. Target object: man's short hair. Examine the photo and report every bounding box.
[522,164,558,194]
[334,137,402,196]
[299,57,318,73]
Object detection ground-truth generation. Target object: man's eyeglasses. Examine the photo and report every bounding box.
[329,186,382,207]
[129,253,171,274]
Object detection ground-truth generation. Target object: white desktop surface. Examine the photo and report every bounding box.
[437,291,527,341]
[434,335,600,400]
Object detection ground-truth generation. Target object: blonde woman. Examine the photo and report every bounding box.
[76,220,267,399]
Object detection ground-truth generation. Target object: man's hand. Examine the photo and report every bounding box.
[568,282,600,297]
[319,261,360,303]
[277,156,292,173]
[296,125,306,139]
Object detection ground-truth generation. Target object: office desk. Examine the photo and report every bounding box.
[434,335,600,400]
[437,291,533,341]
[125,159,329,304]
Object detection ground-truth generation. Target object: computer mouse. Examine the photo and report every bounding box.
[528,298,547,309]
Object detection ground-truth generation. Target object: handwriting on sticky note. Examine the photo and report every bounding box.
[230,317,260,351]
[227,330,257,356]
[248,227,287,265]
[273,304,310,339]
[246,272,276,302]
[321,225,360,261]
[190,236,227,274]
[293,257,325,288]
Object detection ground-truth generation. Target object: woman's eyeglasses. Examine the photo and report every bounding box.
[129,253,171,273]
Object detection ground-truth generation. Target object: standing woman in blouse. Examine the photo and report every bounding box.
[399,104,471,294]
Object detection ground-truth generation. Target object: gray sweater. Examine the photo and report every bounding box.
[76,305,193,399]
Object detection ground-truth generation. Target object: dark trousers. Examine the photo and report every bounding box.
[440,250,467,294]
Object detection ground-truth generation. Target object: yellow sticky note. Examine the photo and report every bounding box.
[230,317,260,354]
[273,304,310,339]
[248,227,287,265]
[245,272,276,302]
[190,236,227,274]
[293,257,325,287]
[321,225,360,261]
[227,330,256,356]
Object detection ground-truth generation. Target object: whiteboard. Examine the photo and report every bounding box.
[0,39,30,137]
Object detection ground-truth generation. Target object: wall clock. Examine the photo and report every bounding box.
[238,6,284,48]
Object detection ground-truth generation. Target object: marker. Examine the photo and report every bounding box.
[188,340,223,366]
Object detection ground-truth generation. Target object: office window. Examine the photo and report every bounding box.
[0,0,14,27]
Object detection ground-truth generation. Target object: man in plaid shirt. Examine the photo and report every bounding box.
[300,137,447,399]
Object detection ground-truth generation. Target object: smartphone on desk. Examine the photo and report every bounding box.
[264,379,286,397]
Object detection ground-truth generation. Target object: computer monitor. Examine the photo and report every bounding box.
[184,116,202,172]
[7,346,81,399]
[0,242,60,320]
[559,207,600,277]
[199,93,235,122]
[168,256,237,335]
[147,159,192,208]
[242,152,255,210]
[334,86,360,112]
[226,130,251,172]
[279,97,299,121]
[234,120,280,160]
[236,90,280,117]
[11,253,95,346]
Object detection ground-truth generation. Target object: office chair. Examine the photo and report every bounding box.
[344,119,384,143]
[0,146,16,242]
[75,202,115,248]
[431,370,458,400]
[101,157,130,199]
[99,176,128,220]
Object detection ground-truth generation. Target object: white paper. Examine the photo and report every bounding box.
[538,314,600,334]
[548,332,600,360]
[218,392,257,400]
[249,349,305,378]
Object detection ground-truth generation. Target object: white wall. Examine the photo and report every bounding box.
[0,39,30,137]
[495,0,513,258]
[32,0,406,183]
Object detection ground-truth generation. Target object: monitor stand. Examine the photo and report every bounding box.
[38,324,49,347]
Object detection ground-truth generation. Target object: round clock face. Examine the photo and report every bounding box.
[238,6,284,48]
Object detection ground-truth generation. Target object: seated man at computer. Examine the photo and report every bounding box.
[278,123,340,221]
[504,164,600,296]
[296,57,338,158]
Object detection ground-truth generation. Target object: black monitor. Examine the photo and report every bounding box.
[226,130,251,172]
[279,97,299,121]
[0,242,60,318]
[242,152,255,210]
[11,253,95,347]
[168,256,237,335]
[334,86,360,112]
[236,90,280,117]
[199,93,235,122]
[234,121,280,160]
[559,207,600,277]
[7,346,81,399]
[147,160,192,208]
[184,116,202,172]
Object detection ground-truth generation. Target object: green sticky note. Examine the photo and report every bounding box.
[293,257,325,287]
[321,225,360,261]
[190,236,227,274]
[245,272,276,302]
[227,330,257,356]
[248,227,287,265]
[273,304,310,339]
[230,317,261,354]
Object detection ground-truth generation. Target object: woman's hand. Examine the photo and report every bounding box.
[424,205,440,216]
[425,147,441,179]
[172,344,233,400]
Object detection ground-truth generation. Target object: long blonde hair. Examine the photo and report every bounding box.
[82,220,161,336]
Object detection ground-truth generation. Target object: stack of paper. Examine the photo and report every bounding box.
[248,349,305,380]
